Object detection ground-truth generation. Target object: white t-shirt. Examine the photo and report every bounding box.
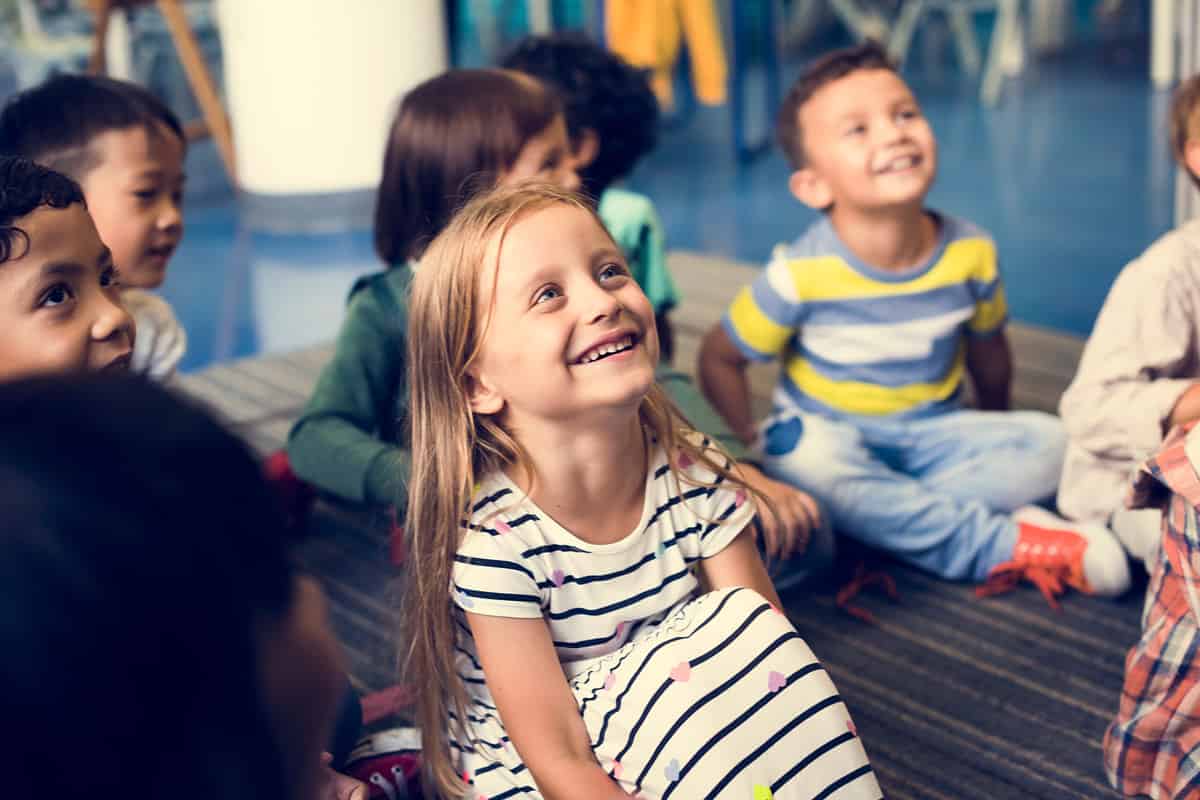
[451,438,755,701]
[123,289,186,380]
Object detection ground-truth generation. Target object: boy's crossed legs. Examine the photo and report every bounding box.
[756,407,1127,594]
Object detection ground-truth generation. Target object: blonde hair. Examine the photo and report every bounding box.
[402,182,756,798]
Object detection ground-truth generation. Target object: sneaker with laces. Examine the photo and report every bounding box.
[976,505,1131,609]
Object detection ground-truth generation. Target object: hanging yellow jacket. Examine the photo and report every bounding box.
[606,0,728,109]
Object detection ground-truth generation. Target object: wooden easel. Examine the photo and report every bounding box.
[86,0,236,186]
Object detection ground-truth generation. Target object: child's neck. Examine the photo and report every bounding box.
[828,203,937,273]
[507,414,648,545]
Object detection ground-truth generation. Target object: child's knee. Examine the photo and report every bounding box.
[1013,410,1068,476]
[709,585,777,615]
[758,411,861,487]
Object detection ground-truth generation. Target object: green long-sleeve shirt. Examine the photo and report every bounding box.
[287,265,747,509]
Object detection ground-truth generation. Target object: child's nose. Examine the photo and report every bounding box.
[877,117,909,146]
[561,164,581,193]
[93,293,135,346]
[584,283,622,324]
[158,197,183,233]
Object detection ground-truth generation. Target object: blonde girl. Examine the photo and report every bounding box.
[403,183,880,800]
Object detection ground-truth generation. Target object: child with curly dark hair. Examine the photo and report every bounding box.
[503,32,680,362]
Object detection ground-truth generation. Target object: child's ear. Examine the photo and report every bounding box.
[571,129,600,171]
[465,371,504,416]
[1185,139,1200,185]
[788,168,833,211]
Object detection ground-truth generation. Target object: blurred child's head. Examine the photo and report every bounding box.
[0,373,346,800]
[373,68,578,266]
[1171,74,1200,189]
[0,74,186,289]
[502,31,659,198]
[0,156,133,379]
[776,42,936,214]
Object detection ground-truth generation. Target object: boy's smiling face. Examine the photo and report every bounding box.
[79,122,185,290]
[0,203,134,379]
[790,69,937,214]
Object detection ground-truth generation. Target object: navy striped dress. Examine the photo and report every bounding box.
[451,442,881,799]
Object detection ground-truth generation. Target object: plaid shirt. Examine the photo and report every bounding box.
[1104,422,1200,798]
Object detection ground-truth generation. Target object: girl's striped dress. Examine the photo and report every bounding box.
[451,441,881,800]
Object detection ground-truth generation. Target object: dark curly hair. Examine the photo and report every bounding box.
[776,41,896,170]
[503,31,659,198]
[0,156,86,264]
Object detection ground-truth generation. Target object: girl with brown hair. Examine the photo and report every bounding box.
[402,182,880,799]
[287,68,579,510]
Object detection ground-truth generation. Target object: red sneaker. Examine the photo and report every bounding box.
[976,506,1131,609]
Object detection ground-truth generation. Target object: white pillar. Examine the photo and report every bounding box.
[1154,0,1178,90]
[215,0,447,197]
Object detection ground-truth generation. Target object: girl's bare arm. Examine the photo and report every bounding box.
[467,613,632,800]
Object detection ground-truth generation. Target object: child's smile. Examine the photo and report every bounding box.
[796,68,937,212]
[571,331,640,365]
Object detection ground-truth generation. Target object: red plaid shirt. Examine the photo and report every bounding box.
[1104,422,1200,798]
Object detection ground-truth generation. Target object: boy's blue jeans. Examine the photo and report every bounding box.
[756,406,1067,582]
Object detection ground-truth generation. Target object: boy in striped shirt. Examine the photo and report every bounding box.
[699,42,1130,602]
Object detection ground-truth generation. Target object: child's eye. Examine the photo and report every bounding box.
[845,124,866,137]
[534,285,562,305]
[100,266,122,289]
[598,263,627,281]
[896,108,919,122]
[39,283,74,308]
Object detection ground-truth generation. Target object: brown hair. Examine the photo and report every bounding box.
[1171,74,1200,189]
[402,182,758,798]
[776,41,897,170]
[373,69,562,266]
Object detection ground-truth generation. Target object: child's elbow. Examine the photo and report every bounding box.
[700,324,745,369]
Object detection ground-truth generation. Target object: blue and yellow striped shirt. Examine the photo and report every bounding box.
[723,213,1006,419]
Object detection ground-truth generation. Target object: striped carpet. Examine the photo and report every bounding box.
[177,251,1143,799]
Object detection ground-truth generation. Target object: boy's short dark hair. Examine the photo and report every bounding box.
[1171,74,1200,189]
[776,41,897,170]
[0,74,184,181]
[503,31,658,198]
[0,156,86,264]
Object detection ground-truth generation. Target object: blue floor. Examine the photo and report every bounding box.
[3,38,1177,373]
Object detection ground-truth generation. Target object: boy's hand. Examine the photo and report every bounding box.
[1169,383,1200,430]
[320,752,367,800]
[738,463,819,561]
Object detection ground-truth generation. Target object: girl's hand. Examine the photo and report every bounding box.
[738,463,820,562]
[319,752,367,800]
